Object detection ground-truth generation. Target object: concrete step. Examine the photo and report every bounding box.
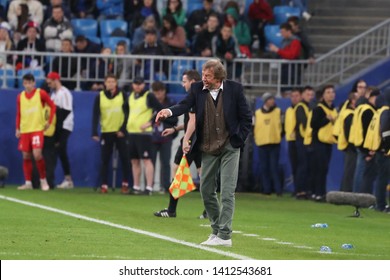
[312,7,390,17]
[309,0,390,9]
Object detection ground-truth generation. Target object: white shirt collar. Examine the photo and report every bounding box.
[203,81,224,101]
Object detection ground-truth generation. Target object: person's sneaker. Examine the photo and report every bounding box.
[57,180,74,189]
[154,208,176,218]
[202,236,232,247]
[145,187,153,196]
[17,184,33,190]
[40,179,50,191]
[200,234,217,245]
[100,185,108,194]
[198,209,208,219]
[121,184,129,194]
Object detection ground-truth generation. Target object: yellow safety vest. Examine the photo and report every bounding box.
[100,91,125,133]
[43,103,57,137]
[254,107,282,146]
[363,106,389,151]
[349,104,376,147]
[303,111,313,145]
[333,100,349,137]
[127,91,153,133]
[317,103,338,144]
[336,107,353,151]
[284,106,296,141]
[20,89,45,133]
[295,101,310,138]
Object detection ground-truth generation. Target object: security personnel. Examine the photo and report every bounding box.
[127,76,162,195]
[310,85,337,202]
[254,93,282,195]
[337,92,358,192]
[42,100,57,189]
[294,86,314,199]
[363,94,390,212]
[92,74,130,194]
[349,88,379,193]
[284,88,301,194]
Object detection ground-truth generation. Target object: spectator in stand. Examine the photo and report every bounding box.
[42,5,73,52]
[310,85,337,202]
[254,93,283,196]
[130,0,160,36]
[224,6,252,57]
[127,76,163,195]
[8,0,43,26]
[284,88,301,194]
[44,0,71,21]
[46,71,74,189]
[192,12,219,57]
[74,35,101,89]
[212,24,241,80]
[269,22,302,92]
[287,16,315,63]
[8,2,29,45]
[69,0,96,19]
[160,14,186,55]
[92,74,130,194]
[52,38,78,90]
[16,21,45,70]
[0,21,15,70]
[112,40,133,91]
[124,0,142,25]
[131,15,160,52]
[282,0,312,21]
[89,47,112,91]
[150,81,178,193]
[96,0,123,20]
[214,0,245,15]
[15,73,56,191]
[185,0,220,42]
[337,91,358,192]
[162,0,186,27]
[132,28,169,79]
[248,0,273,54]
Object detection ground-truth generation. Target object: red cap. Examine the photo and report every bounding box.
[47,72,60,80]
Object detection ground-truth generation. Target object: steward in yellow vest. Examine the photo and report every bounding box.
[254,93,282,195]
[91,74,130,194]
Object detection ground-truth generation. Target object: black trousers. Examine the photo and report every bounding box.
[287,140,298,192]
[312,141,332,196]
[340,145,357,192]
[100,133,130,186]
[56,129,71,176]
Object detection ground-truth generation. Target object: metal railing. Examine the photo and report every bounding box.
[1,18,389,96]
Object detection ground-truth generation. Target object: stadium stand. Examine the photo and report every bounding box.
[99,19,128,38]
[273,5,301,24]
[71,18,98,37]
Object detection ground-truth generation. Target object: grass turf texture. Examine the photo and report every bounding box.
[0,187,389,260]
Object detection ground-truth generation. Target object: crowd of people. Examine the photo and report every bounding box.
[0,0,315,91]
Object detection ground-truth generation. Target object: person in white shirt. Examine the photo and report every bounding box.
[46,71,74,189]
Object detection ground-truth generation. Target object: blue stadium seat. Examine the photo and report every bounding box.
[264,25,283,49]
[168,83,186,94]
[103,36,131,52]
[86,36,102,46]
[17,69,46,88]
[99,19,128,38]
[170,59,194,81]
[273,6,301,24]
[0,69,15,88]
[71,19,98,37]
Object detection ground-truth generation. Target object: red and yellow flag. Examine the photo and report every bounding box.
[169,155,196,199]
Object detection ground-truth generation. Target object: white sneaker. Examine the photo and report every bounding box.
[202,236,232,247]
[57,180,74,189]
[40,179,50,191]
[17,184,33,190]
[200,234,217,245]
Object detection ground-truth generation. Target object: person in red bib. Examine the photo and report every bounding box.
[15,73,56,191]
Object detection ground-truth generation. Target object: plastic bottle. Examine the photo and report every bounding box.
[311,223,329,228]
[341,244,354,249]
[320,246,332,253]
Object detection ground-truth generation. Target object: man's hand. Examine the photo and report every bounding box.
[162,127,175,137]
[44,122,50,131]
[15,129,20,138]
[182,139,191,154]
[269,43,279,53]
[116,131,125,138]
[155,109,172,123]
[92,136,100,142]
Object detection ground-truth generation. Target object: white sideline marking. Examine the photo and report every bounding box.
[0,195,254,260]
